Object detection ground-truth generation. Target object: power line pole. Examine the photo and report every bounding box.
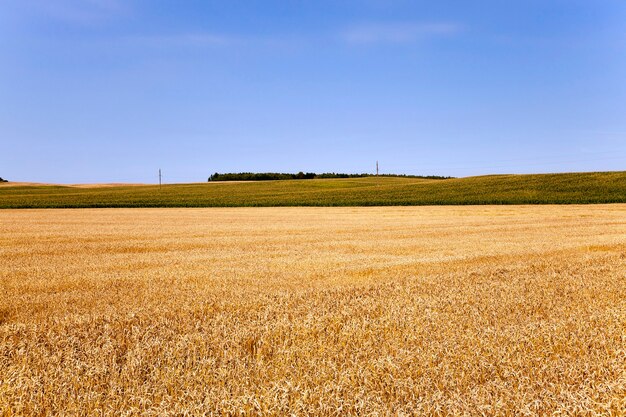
[159,169,162,190]
[376,161,379,176]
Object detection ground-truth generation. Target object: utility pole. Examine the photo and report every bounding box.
[159,169,162,190]
[376,161,379,176]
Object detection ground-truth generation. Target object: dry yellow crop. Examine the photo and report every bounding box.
[1,206,625,416]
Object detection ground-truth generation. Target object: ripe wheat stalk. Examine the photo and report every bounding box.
[1,206,625,415]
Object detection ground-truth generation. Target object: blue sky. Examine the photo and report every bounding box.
[1,0,625,183]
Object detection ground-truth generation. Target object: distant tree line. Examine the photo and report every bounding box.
[0,177,7,183]
[209,172,315,181]
[208,172,452,181]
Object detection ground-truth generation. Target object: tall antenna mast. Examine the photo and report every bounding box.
[159,168,162,190]
[376,161,379,176]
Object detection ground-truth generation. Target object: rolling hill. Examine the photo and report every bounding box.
[1,171,625,208]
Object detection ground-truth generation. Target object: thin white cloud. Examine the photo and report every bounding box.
[123,32,301,50]
[128,33,240,48]
[16,0,128,24]
[131,23,463,50]
[342,22,463,44]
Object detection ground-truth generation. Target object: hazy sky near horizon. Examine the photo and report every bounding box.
[1,0,625,183]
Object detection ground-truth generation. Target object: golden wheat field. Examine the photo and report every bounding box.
[1,206,625,416]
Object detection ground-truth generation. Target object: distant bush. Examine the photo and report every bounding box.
[208,172,452,181]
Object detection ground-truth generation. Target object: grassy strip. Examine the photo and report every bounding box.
[1,171,625,208]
